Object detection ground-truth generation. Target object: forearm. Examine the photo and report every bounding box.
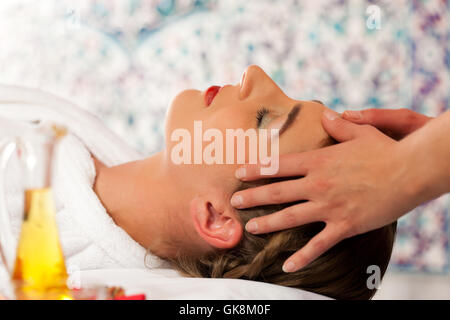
[398,109,450,203]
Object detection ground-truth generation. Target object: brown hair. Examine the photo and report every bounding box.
[168,177,397,300]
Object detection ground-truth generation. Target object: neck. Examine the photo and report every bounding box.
[93,151,186,257]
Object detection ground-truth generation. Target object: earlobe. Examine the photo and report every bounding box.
[190,197,243,249]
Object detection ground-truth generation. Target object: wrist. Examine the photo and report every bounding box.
[396,134,448,204]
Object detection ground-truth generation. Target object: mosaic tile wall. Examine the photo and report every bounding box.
[0,0,448,274]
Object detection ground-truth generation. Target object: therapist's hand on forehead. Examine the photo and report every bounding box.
[230,107,450,273]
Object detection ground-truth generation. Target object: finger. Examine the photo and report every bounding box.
[343,109,403,139]
[342,108,431,138]
[235,152,312,181]
[231,177,312,209]
[282,225,344,273]
[322,109,371,142]
[244,201,321,234]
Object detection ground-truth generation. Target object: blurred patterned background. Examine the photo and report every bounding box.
[0,0,449,298]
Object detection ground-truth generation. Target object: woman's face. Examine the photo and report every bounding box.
[164,65,332,194]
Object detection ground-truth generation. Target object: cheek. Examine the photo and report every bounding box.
[170,161,238,197]
[202,164,240,194]
[206,109,248,132]
[279,130,325,154]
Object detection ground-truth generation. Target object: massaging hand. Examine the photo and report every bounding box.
[341,108,432,140]
[231,108,432,273]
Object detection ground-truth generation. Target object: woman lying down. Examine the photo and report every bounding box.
[0,65,396,300]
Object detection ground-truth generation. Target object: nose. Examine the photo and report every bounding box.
[239,65,279,101]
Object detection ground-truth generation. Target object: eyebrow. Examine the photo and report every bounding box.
[279,103,302,136]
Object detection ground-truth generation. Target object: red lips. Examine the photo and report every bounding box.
[204,85,222,107]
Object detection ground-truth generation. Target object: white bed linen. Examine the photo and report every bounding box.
[73,268,331,300]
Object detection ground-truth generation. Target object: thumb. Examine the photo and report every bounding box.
[322,109,368,142]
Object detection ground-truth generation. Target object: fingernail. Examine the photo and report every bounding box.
[245,221,258,233]
[324,110,338,121]
[282,261,296,273]
[230,194,243,207]
[343,110,362,120]
[235,167,246,179]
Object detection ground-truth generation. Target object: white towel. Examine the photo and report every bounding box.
[0,85,172,293]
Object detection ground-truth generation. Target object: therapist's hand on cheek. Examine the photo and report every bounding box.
[231,108,435,273]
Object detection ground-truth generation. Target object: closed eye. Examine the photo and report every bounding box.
[256,107,270,127]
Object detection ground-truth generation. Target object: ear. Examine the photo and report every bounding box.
[190,196,243,249]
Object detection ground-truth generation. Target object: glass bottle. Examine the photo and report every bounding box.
[0,121,72,300]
